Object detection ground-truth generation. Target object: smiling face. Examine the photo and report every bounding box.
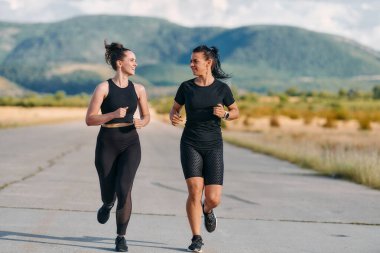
[118,50,137,76]
[190,52,212,77]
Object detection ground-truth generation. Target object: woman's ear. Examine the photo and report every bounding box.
[117,59,123,68]
[207,58,213,67]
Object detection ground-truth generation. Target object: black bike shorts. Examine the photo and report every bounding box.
[180,141,224,185]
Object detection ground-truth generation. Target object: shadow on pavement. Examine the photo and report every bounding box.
[0,230,187,252]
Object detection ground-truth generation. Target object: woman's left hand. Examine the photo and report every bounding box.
[213,104,225,118]
[134,118,143,129]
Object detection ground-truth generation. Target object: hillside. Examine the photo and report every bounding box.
[0,15,380,94]
[0,22,48,63]
[0,76,28,96]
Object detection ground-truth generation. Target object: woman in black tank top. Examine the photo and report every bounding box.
[85,41,150,252]
[170,45,239,252]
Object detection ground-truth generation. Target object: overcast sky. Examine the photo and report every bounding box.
[1,0,380,51]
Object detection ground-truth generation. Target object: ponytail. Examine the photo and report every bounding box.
[104,40,130,71]
[192,45,230,79]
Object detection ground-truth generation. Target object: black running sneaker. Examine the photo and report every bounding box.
[187,235,203,252]
[115,236,128,252]
[203,202,217,233]
[97,203,113,224]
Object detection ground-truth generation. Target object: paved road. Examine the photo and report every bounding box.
[0,119,379,253]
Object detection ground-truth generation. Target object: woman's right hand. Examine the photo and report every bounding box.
[169,102,183,126]
[114,107,128,118]
[170,112,183,126]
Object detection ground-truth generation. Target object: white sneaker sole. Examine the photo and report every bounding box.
[187,248,202,252]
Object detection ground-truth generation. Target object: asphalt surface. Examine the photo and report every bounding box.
[0,119,379,253]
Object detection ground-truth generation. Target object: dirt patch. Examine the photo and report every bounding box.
[0,106,87,128]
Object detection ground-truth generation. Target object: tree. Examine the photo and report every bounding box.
[372,85,380,100]
[338,88,347,97]
[54,90,66,100]
[285,87,300,96]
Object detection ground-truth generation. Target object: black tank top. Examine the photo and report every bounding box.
[101,79,138,124]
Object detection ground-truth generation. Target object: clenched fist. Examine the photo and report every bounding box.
[114,107,128,118]
[170,112,183,126]
[213,104,225,118]
[134,118,143,129]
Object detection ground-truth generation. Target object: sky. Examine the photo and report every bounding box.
[1,0,380,51]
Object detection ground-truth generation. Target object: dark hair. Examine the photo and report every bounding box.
[192,45,230,79]
[104,40,130,70]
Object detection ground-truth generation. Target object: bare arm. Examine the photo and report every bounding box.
[213,102,239,121]
[85,82,126,126]
[133,84,150,129]
[225,102,239,121]
[169,101,184,126]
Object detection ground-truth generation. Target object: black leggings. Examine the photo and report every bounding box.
[180,141,224,185]
[95,126,141,235]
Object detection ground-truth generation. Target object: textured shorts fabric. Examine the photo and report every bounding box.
[180,141,224,185]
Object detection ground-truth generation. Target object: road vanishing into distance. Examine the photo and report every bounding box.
[0,119,379,252]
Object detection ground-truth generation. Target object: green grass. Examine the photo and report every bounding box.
[223,132,380,189]
[0,92,90,107]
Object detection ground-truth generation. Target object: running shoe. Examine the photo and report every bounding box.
[97,203,113,224]
[187,235,203,252]
[115,236,128,252]
[203,202,217,233]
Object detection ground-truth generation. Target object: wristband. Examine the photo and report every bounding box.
[224,111,230,120]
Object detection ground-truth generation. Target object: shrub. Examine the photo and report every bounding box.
[334,108,350,121]
[243,116,251,127]
[303,113,313,125]
[322,115,337,128]
[270,115,280,127]
[357,115,372,131]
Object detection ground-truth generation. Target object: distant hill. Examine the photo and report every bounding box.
[0,76,28,96]
[1,15,380,94]
[0,22,48,63]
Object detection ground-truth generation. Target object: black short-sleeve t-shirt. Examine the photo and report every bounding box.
[174,78,235,150]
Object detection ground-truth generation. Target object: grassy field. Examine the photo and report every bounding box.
[223,117,380,189]
[223,94,380,189]
[151,94,380,190]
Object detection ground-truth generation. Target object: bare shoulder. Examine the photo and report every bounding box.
[97,80,109,90]
[133,83,147,98]
[95,80,109,92]
[134,83,146,91]
[92,80,109,99]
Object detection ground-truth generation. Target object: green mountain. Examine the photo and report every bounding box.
[1,15,380,94]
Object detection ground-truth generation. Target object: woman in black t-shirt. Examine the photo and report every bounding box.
[169,45,239,252]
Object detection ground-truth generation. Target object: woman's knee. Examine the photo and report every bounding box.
[205,186,222,207]
[186,178,203,202]
[187,188,203,202]
[206,194,221,207]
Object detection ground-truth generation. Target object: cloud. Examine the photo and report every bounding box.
[0,0,379,50]
[0,0,81,22]
[6,0,24,10]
